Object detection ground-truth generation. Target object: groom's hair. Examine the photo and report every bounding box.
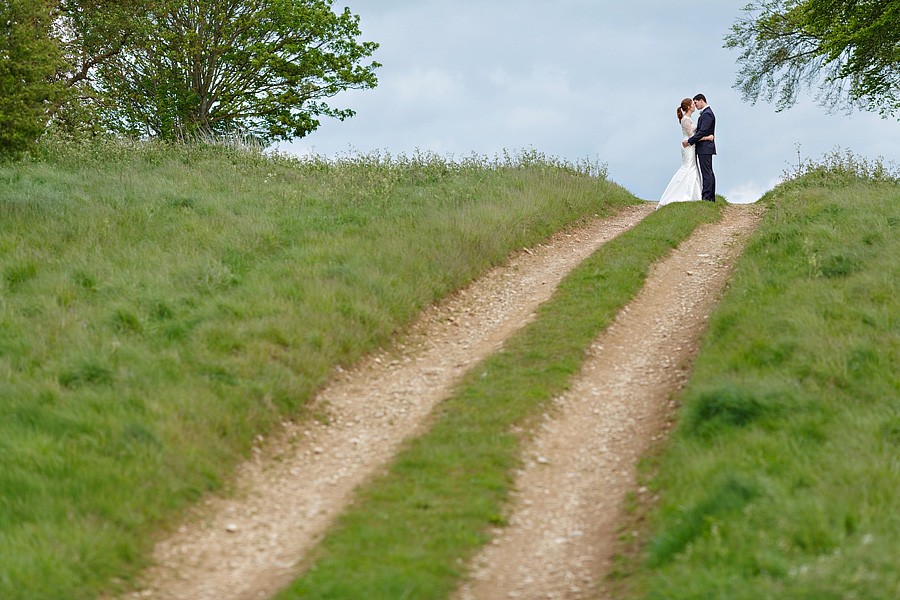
[693,93,707,102]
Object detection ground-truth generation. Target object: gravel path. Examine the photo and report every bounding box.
[454,204,763,600]
[128,203,655,600]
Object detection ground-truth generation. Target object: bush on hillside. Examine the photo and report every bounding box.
[779,148,900,189]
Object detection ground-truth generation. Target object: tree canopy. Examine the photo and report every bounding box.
[725,0,900,118]
[0,0,66,156]
[2,0,379,148]
[92,0,380,142]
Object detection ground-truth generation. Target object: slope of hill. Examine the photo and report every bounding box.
[0,142,636,600]
[614,155,900,599]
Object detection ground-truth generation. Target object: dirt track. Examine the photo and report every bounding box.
[129,204,658,600]
[455,204,761,599]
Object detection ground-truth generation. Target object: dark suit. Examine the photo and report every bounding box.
[687,106,716,200]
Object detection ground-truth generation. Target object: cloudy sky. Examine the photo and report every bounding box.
[282,0,900,203]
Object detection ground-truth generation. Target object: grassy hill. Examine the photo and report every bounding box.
[0,141,637,600]
[2,141,896,600]
[613,152,900,599]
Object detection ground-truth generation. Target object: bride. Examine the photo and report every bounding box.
[657,98,714,208]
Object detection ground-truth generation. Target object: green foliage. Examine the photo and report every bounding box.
[628,164,900,598]
[56,0,155,84]
[0,0,66,157]
[726,0,900,118]
[777,146,900,190]
[0,141,634,600]
[647,475,759,567]
[279,202,722,599]
[682,383,781,437]
[87,0,380,141]
[45,0,155,135]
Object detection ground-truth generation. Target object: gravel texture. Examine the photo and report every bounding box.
[454,205,763,600]
[128,204,656,600]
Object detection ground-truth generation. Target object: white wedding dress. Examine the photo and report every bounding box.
[657,116,702,208]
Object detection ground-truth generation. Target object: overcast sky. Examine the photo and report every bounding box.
[282,0,900,203]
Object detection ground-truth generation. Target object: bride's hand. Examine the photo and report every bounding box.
[700,134,715,141]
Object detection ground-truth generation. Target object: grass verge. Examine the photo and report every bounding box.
[616,156,900,599]
[0,141,636,600]
[276,201,723,599]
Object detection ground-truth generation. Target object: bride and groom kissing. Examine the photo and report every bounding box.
[658,94,716,208]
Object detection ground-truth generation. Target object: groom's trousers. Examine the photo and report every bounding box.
[697,154,715,201]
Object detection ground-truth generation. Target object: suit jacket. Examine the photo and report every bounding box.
[687,107,716,155]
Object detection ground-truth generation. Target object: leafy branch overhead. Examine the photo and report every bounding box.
[725,0,900,118]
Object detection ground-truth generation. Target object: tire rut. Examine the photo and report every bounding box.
[126,203,655,600]
[454,204,763,600]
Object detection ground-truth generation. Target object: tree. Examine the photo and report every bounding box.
[725,0,900,118]
[93,0,380,142]
[57,0,155,88]
[0,0,66,156]
[48,0,157,134]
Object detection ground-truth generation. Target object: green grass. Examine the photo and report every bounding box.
[276,201,723,599]
[0,141,638,600]
[621,159,900,599]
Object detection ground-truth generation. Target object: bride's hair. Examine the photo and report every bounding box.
[676,98,692,122]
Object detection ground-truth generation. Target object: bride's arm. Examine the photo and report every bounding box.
[687,112,714,145]
[684,133,714,147]
[683,120,714,141]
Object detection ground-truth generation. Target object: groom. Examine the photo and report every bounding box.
[682,93,716,201]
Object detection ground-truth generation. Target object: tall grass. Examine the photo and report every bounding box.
[0,140,636,600]
[621,153,900,599]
